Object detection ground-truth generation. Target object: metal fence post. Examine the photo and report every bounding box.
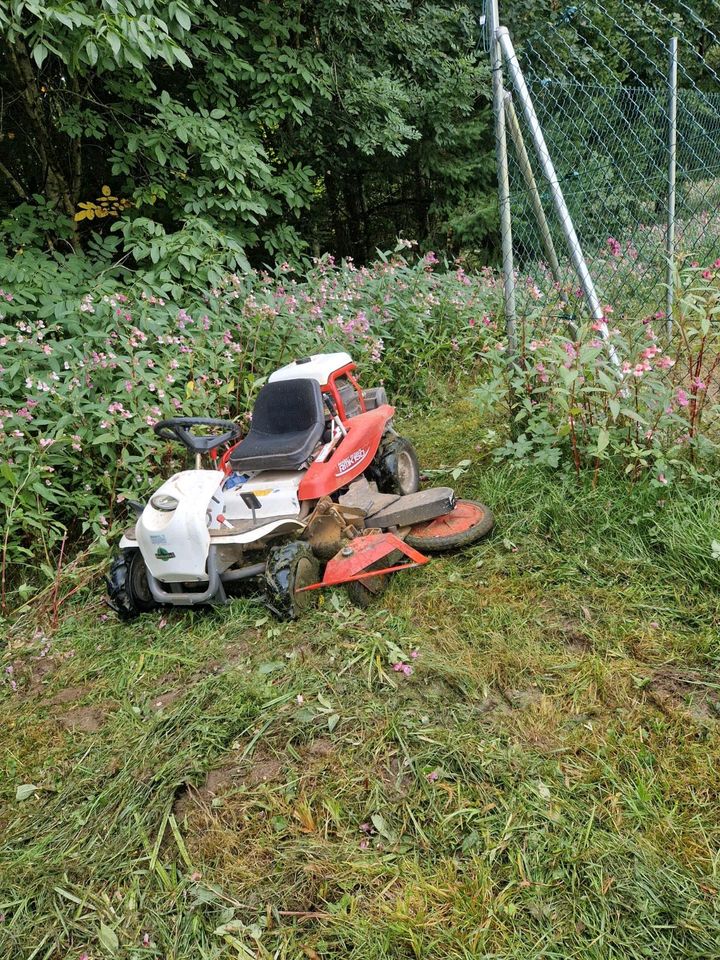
[666,35,678,338]
[488,0,517,359]
[496,26,621,370]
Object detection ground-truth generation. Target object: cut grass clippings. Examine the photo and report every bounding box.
[1,392,720,959]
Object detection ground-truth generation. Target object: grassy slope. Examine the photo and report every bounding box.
[2,393,720,960]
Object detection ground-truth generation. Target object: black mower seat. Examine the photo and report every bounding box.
[229,378,326,473]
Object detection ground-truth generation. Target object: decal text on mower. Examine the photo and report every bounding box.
[335,447,368,477]
[154,547,176,561]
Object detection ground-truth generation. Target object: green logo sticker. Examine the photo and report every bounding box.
[154,547,176,561]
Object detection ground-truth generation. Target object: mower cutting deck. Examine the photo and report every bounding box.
[106,352,494,621]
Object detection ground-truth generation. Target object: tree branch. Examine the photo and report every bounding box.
[0,158,28,200]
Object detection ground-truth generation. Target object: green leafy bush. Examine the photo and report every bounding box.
[0,247,501,609]
[476,260,720,481]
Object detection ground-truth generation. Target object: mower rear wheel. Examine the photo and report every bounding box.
[264,541,320,621]
[405,499,494,553]
[369,435,420,496]
[106,548,159,620]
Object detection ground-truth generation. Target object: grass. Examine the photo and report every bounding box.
[2,391,720,959]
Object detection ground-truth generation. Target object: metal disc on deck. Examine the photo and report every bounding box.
[405,500,495,553]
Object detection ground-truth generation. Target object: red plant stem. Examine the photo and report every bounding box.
[51,531,68,630]
[569,384,581,475]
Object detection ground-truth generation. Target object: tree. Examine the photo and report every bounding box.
[1,0,500,275]
[0,1,329,282]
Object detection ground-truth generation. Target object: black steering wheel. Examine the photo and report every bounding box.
[153,417,242,453]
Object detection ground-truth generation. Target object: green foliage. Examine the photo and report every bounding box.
[0,247,501,609]
[0,0,496,271]
[475,260,720,479]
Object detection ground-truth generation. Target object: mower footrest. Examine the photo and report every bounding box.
[338,476,399,515]
[366,487,455,529]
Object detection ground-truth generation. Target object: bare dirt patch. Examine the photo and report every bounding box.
[150,688,185,711]
[25,657,57,696]
[646,667,720,721]
[51,685,91,705]
[59,704,109,733]
[174,754,286,822]
[244,758,284,787]
[305,737,335,759]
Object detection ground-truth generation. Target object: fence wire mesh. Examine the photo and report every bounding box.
[501,0,720,327]
[489,0,720,451]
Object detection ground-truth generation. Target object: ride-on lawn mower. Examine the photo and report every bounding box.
[107,353,494,621]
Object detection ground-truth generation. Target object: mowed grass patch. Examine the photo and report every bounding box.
[1,394,720,959]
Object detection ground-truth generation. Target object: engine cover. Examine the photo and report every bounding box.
[136,470,225,582]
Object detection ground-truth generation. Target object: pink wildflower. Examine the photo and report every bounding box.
[658,473,667,485]
[427,770,439,782]
[676,388,690,407]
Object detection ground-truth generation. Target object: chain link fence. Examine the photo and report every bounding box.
[495,0,720,327]
[485,0,720,453]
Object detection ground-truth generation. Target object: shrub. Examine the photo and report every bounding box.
[0,246,501,609]
[475,260,720,482]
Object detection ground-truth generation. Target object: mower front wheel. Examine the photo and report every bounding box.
[106,548,159,620]
[346,572,389,608]
[264,541,320,621]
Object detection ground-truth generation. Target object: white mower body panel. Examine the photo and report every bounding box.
[132,469,307,582]
[136,470,224,582]
[269,352,352,386]
[222,472,302,521]
[209,517,306,546]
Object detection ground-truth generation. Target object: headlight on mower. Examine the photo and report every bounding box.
[150,493,179,512]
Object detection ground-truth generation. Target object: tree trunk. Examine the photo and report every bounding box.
[6,41,83,252]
